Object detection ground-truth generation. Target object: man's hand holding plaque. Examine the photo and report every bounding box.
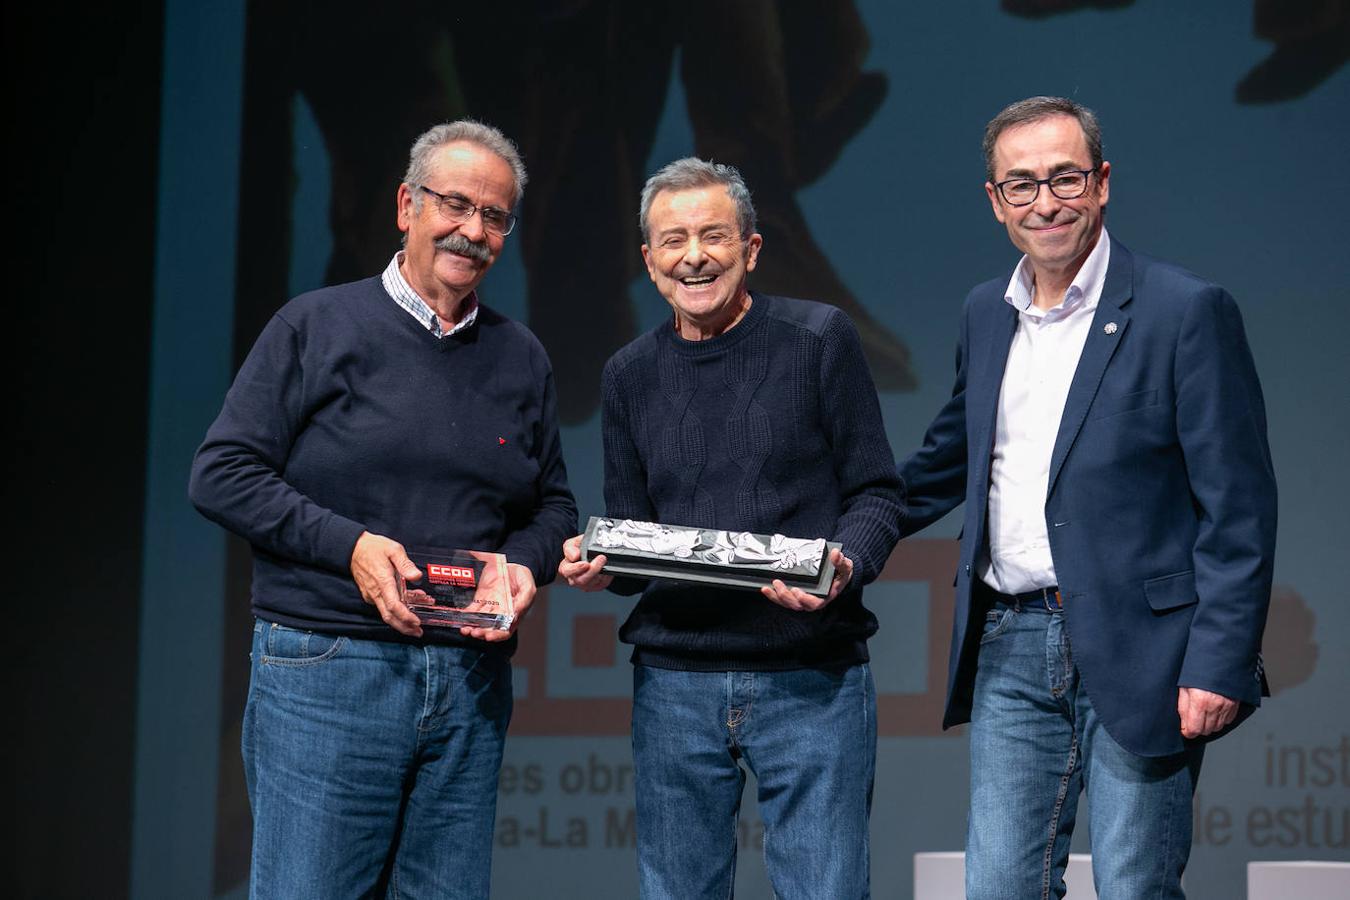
[760,547,854,611]
[559,534,614,593]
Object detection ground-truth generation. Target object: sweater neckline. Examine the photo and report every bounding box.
[376,276,481,352]
[659,292,768,357]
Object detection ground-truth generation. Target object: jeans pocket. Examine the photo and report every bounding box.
[260,622,348,667]
[979,607,1015,644]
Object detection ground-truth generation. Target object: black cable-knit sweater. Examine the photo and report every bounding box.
[601,293,904,671]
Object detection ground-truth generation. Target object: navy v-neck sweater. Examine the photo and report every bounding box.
[190,276,577,648]
[601,293,904,670]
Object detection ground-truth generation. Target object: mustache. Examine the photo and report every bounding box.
[434,233,491,263]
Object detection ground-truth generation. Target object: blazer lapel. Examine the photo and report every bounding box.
[1047,240,1135,498]
[974,303,1018,455]
[971,300,1018,515]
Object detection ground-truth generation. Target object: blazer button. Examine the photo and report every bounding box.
[965,564,971,574]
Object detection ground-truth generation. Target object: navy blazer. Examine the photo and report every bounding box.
[900,237,1277,758]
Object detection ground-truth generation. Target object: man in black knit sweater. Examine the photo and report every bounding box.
[560,159,902,899]
[190,120,576,899]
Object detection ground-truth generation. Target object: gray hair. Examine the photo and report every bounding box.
[403,119,527,210]
[982,96,1103,183]
[638,158,757,241]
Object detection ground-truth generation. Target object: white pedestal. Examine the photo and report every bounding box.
[914,851,1098,899]
[913,851,964,899]
[1248,860,1350,900]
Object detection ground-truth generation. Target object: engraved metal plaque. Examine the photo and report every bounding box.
[580,516,839,596]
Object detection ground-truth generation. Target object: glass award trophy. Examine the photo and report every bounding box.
[579,516,840,596]
[400,547,514,630]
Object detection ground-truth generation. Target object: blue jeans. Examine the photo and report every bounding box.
[243,620,512,899]
[967,602,1204,900]
[631,664,876,900]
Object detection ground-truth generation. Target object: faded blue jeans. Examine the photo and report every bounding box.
[243,620,512,899]
[967,601,1204,900]
[631,664,876,900]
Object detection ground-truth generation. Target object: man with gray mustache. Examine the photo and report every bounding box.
[190,120,576,898]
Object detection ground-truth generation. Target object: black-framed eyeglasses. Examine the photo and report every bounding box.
[414,185,518,236]
[994,168,1098,207]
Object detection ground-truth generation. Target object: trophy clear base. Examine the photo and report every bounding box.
[411,607,514,630]
[400,548,515,631]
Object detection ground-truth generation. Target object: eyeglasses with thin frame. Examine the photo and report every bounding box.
[413,184,518,236]
[994,168,1098,207]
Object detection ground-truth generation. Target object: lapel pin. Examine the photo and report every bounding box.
[1104,322,1118,335]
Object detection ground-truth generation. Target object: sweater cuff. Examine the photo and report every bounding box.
[1178,656,1264,708]
[315,514,367,574]
[498,538,549,588]
[836,513,900,586]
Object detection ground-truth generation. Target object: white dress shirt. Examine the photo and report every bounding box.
[979,229,1112,594]
[381,252,479,337]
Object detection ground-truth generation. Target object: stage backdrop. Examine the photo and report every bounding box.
[131,1,1348,897]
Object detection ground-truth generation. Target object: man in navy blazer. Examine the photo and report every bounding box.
[900,97,1277,899]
